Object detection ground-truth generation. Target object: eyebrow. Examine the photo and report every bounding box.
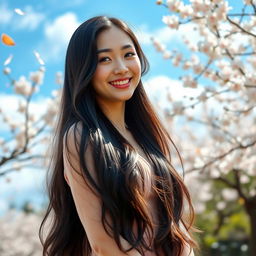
[96,44,133,54]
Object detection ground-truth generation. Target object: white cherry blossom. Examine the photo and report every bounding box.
[179,4,193,18]
[222,188,238,201]
[162,15,179,29]
[14,76,33,96]
[216,201,226,210]
[167,0,183,12]
[29,70,44,85]
[182,75,197,88]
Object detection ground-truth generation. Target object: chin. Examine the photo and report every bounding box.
[115,93,135,102]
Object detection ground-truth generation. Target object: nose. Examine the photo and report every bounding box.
[113,59,128,75]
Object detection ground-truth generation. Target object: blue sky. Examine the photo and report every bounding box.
[0,0,244,95]
[1,0,193,214]
[0,0,244,214]
[0,0,187,96]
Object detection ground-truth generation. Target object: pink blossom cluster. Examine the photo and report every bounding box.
[0,210,43,255]
[0,68,62,178]
[153,0,256,220]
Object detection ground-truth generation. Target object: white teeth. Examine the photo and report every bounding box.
[110,79,129,85]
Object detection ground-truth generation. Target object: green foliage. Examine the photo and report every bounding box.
[195,169,250,253]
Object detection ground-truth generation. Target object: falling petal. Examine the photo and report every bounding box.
[3,67,11,75]
[1,34,15,46]
[14,8,25,15]
[4,54,13,66]
[33,50,45,65]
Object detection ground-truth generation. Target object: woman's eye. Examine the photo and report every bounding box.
[99,57,110,62]
[125,52,136,57]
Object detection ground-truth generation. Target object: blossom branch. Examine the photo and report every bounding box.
[223,104,256,114]
[187,139,256,174]
[0,160,45,177]
[226,16,256,38]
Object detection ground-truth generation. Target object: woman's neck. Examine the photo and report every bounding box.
[97,99,128,133]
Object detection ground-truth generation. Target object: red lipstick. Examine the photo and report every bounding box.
[109,77,131,89]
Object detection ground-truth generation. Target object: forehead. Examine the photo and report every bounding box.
[96,26,135,49]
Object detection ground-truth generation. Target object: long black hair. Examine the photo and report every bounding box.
[39,16,198,256]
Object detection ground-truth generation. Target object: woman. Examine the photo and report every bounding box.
[39,16,198,256]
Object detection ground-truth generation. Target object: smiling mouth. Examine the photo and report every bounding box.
[109,78,132,88]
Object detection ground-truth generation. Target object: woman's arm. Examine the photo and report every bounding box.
[63,126,141,256]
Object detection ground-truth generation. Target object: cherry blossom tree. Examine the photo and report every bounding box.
[0,208,43,255]
[0,47,63,255]
[153,0,256,255]
[0,64,62,178]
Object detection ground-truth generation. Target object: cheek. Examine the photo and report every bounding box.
[134,57,141,72]
[91,70,102,92]
[133,59,141,77]
[93,66,105,81]
[92,66,110,87]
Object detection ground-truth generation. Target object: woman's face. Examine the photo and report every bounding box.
[91,26,141,105]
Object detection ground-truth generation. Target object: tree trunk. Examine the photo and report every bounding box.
[245,196,256,256]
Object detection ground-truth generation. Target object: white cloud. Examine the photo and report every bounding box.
[0,168,45,194]
[155,26,179,44]
[0,93,52,214]
[41,12,80,62]
[143,75,205,123]
[15,6,45,31]
[144,75,201,104]
[0,94,21,133]
[0,4,45,30]
[0,93,52,134]
[0,3,12,25]
[136,22,199,47]
[134,24,152,45]
[0,167,47,215]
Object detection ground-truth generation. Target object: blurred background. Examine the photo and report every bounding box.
[0,0,255,255]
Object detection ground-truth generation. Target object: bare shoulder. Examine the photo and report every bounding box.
[63,122,96,187]
[63,122,83,151]
[63,122,93,157]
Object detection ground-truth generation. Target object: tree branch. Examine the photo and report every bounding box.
[0,162,45,177]
[227,13,256,17]
[226,16,256,38]
[233,168,247,200]
[213,209,234,236]
[224,104,256,114]
[187,139,256,174]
